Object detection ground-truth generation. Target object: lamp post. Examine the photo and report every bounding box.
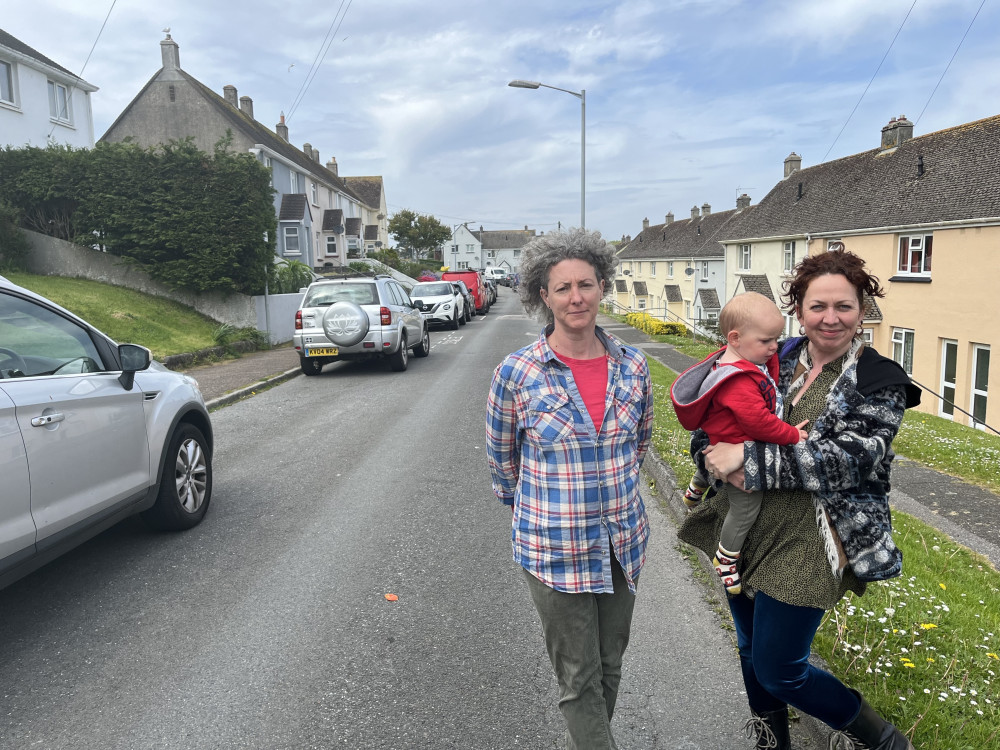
[508,79,585,230]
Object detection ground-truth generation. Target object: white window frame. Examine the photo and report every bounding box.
[783,313,796,339]
[264,156,273,187]
[48,80,70,123]
[466,244,474,253]
[649,262,656,276]
[289,170,298,194]
[310,182,318,205]
[783,240,796,274]
[326,236,337,258]
[739,244,752,271]
[897,234,933,277]
[700,261,709,281]
[827,239,843,251]
[940,339,957,419]
[457,261,469,270]
[0,60,16,106]
[860,328,873,345]
[667,261,674,278]
[891,327,915,375]
[637,261,642,275]
[282,225,301,255]
[637,298,646,310]
[970,344,990,430]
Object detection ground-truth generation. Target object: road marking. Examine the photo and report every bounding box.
[438,333,464,345]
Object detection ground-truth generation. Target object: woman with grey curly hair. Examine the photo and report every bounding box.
[486,228,653,749]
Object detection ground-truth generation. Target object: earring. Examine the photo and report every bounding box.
[856,325,864,336]
[799,325,805,335]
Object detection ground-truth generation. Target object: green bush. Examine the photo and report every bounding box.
[0,201,30,271]
[271,259,314,294]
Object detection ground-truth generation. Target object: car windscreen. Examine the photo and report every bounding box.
[412,283,452,297]
[303,283,377,307]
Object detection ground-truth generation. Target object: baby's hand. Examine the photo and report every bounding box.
[795,420,809,442]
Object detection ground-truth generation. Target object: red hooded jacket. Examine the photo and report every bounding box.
[670,347,802,445]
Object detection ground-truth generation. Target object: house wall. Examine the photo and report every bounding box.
[0,53,95,148]
[816,228,999,430]
[724,239,789,303]
[443,225,482,270]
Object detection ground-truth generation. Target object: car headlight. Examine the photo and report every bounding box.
[443,303,451,311]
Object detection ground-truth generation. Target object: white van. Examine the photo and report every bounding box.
[483,267,508,285]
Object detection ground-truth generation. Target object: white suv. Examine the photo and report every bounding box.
[293,275,430,375]
[410,281,466,330]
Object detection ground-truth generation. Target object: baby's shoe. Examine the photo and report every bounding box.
[713,544,742,595]
[683,480,709,509]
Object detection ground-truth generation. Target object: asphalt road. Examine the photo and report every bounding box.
[0,290,761,749]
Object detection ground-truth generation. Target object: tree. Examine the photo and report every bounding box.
[388,209,451,260]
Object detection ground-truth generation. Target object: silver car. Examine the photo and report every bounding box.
[0,275,213,590]
[293,275,430,375]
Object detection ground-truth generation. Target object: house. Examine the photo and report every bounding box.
[442,223,483,270]
[718,114,1000,430]
[616,197,751,326]
[343,176,389,253]
[0,28,98,148]
[472,226,536,273]
[100,34,379,271]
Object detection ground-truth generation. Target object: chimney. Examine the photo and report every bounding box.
[736,193,751,210]
[239,96,254,119]
[691,205,699,219]
[326,156,338,176]
[524,225,528,231]
[784,152,802,178]
[276,114,288,142]
[880,115,913,151]
[701,202,711,216]
[895,115,914,146]
[223,85,238,107]
[665,212,674,225]
[642,217,650,230]
[312,148,319,162]
[160,33,180,70]
[303,143,312,160]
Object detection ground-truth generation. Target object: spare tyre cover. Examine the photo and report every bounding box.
[322,301,370,347]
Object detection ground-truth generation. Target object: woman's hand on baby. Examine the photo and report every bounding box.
[702,441,744,480]
[796,420,809,442]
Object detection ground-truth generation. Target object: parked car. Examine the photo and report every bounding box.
[483,267,508,286]
[483,278,498,305]
[442,270,489,314]
[410,281,465,330]
[0,275,214,590]
[450,281,475,323]
[293,275,430,375]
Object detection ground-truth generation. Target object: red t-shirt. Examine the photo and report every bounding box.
[557,353,609,431]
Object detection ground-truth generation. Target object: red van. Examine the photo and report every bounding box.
[441,270,489,314]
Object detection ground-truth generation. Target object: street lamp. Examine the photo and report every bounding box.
[508,79,586,230]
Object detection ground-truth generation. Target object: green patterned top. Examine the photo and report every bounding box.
[678,354,866,609]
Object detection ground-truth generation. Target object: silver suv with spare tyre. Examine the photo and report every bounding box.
[293,275,430,375]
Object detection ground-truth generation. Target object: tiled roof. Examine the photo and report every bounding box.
[863,294,883,322]
[697,288,721,310]
[632,281,648,295]
[364,224,378,240]
[473,229,536,250]
[734,274,775,302]
[345,217,362,236]
[664,285,683,303]
[343,177,384,209]
[619,206,748,261]
[279,194,307,221]
[0,28,88,83]
[721,113,1000,241]
[615,279,628,293]
[322,209,344,231]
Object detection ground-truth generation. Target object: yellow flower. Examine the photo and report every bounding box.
[903,663,916,668]
[988,653,999,660]
[939,583,946,590]
[927,658,935,663]
[920,623,938,630]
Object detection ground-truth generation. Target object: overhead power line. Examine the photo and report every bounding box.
[914,0,987,126]
[286,0,352,122]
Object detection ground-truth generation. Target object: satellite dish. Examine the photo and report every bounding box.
[333,225,345,234]
[684,267,695,276]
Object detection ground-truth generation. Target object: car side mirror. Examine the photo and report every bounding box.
[118,343,151,390]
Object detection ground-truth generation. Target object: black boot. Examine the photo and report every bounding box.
[829,689,914,749]
[744,707,791,750]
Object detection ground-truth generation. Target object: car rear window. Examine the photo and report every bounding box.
[304,283,376,307]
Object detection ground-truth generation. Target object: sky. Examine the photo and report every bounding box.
[5,0,1000,243]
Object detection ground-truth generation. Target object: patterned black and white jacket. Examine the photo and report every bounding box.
[697,337,922,582]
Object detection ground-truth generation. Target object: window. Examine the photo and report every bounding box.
[457,261,469,270]
[466,244,474,253]
[487,250,495,258]
[783,241,796,273]
[310,182,318,205]
[48,80,70,122]
[827,239,843,252]
[940,339,957,418]
[326,236,337,257]
[283,226,300,255]
[0,60,13,104]
[860,329,873,345]
[264,156,273,187]
[891,328,914,375]
[636,262,642,275]
[649,262,656,276]
[897,234,933,276]
[783,313,796,339]
[739,244,752,271]
[971,345,990,430]
[701,262,709,281]
[637,298,646,310]
[0,291,105,376]
[289,171,298,193]
[667,262,674,277]
[451,245,458,254]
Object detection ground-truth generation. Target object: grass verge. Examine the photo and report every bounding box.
[6,272,223,359]
[646,356,1000,749]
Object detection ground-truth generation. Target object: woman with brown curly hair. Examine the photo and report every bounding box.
[679,246,921,749]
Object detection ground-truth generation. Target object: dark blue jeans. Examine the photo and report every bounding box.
[729,590,861,729]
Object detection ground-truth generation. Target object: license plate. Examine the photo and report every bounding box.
[306,347,338,357]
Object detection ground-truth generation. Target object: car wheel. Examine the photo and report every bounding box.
[142,423,212,530]
[458,308,467,326]
[389,334,409,371]
[300,356,323,376]
[414,326,431,358]
[322,301,369,347]
[450,311,460,330]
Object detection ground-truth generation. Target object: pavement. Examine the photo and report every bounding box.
[179,320,1000,570]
